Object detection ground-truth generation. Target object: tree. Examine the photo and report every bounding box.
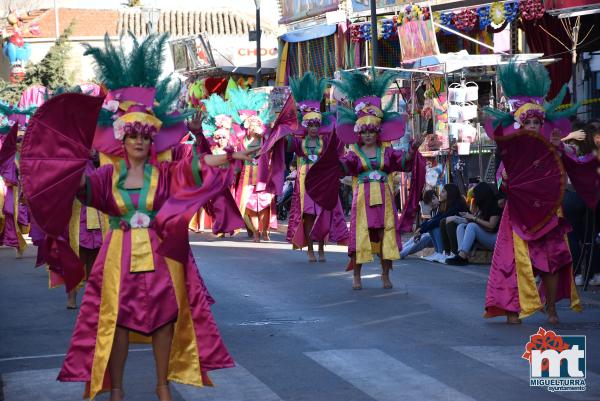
[23,21,75,89]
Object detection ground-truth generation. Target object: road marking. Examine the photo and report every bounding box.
[190,240,348,253]
[318,300,357,308]
[173,364,283,401]
[305,349,477,401]
[345,310,433,329]
[0,347,152,363]
[2,368,83,401]
[453,346,600,400]
[371,290,408,298]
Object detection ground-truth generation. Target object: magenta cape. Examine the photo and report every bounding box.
[397,151,426,233]
[492,128,565,241]
[20,93,105,291]
[286,135,349,247]
[154,155,238,263]
[305,132,343,211]
[562,152,600,210]
[172,139,245,237]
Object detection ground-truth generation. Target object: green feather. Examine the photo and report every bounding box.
[497,61,550,99]
[483,106,513,128]
[289,72,327,103]
[330,69,398,103]
[337,106,358,125]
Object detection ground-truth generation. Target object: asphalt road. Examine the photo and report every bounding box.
[1,231,599,401]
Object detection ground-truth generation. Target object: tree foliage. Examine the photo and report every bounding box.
[23,21,75,89]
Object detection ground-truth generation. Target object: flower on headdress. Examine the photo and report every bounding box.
[215,114,233,129]
[130,211,151,228]
[103,99,119,113]
[243,115,264,136]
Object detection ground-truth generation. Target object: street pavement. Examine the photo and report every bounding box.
[1,231,600,401]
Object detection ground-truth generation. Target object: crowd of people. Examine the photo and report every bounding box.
[0,34,598,401]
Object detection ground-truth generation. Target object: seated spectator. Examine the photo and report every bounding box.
[415,183,468,263]
[400,190,439,259]
[446,182,502,265]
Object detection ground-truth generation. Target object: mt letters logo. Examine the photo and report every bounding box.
[523,327,586,392]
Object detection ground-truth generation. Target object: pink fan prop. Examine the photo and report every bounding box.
[305,132,342,211]
[20,93,104,291]
[494,129,565,240]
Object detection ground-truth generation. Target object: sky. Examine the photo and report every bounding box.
[21,0,281,23]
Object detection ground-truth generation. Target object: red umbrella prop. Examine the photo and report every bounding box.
[20,93,105,290]
[494,129,565,240]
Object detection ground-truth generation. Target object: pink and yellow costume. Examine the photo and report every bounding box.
[306,70,425,265]
[284,72,349,248]
[19,35,234,400]
[483,62,582,319]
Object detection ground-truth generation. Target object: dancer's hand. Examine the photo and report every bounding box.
[187,111,203,133]
[233,149,257,162]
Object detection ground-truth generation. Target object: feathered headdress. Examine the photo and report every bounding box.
[331,69,405,144]
[228,87,273,136]
[289,72,333,136]
[484,61,579,134]
[84,33,194,156]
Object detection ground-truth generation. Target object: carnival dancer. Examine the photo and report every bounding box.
[306,70,425,290]
[285,72,348,262]
[0,103,35,258]
[229,87,276,242]
[20,34,254,401]
[483,61,582,325]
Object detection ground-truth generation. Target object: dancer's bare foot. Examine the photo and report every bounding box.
[307,250,317,263]
[66,292,77,310]
[318,250,326,262]
[546,305,559,325]
[352,275,362,290]
[156,384,173,401]
[261,231,270,241]
[506,312,521,324]
[109,388,124,401]
[381,273,393,289]
[253,232,260,243]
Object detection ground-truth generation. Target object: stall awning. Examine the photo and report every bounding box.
[279,24,337,43]
[409,51,544,73]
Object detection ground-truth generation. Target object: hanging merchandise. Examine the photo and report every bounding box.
[381,17,397,40]
[489,1,508,29]
[519,0,545,21]
[360,23,372,41]
[478,6,491,30]
[454,9,478,32]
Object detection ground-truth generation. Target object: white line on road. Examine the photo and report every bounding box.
[0,348,152,363]
[305,348,477,401]
[173,363,283,401]
[318,300,358,308]
[190,240,349,253]
[453,346,599,401]
[344,310,433,329]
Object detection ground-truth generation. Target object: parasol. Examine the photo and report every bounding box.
[20,93,104,291]
[494,128,565,240]
[305,132,342,211]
